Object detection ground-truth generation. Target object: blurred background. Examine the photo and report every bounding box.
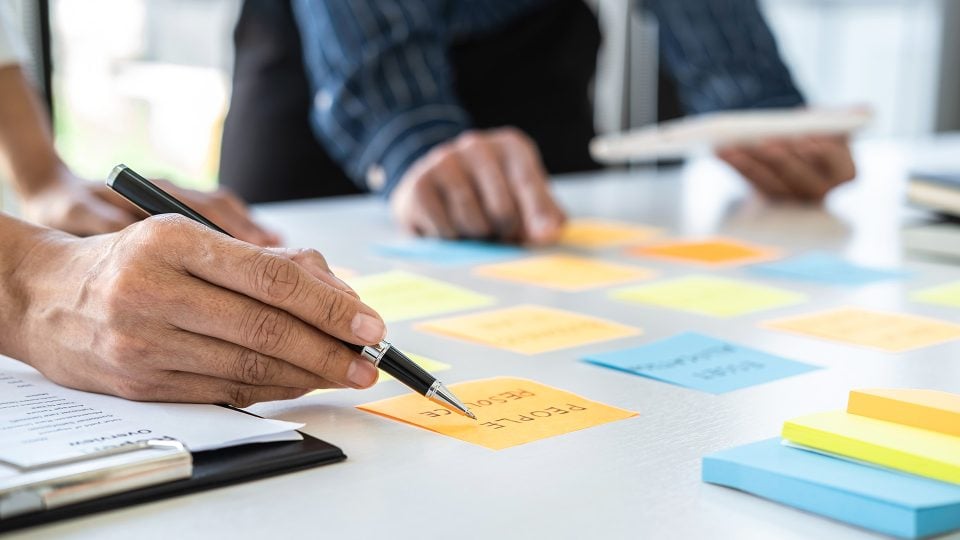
[2,0,959,205]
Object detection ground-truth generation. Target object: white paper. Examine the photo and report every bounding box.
[0,357,303,468]
[590,107,873,164]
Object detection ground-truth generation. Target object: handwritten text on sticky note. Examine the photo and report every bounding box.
[584,332,819,393]
[357,377,637,450]
[348,270,494,322]
[765,307,960,352]
[417,305,640,354]
[612,275,805,318]
[475,255,655,291]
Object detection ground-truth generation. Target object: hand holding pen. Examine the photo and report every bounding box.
[104,165,474,418]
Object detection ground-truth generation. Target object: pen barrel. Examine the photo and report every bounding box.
[376,349,434,395]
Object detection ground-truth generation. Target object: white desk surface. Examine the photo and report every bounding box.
[13,137,960,540]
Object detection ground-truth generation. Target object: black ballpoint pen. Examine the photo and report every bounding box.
[106,164,476,419]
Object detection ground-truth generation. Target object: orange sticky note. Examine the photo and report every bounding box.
[356,377,638,450]
[417,305,640,354]
[848,388,960,437]
[629,238,781,266]
[559,219,661,248]
[474,255,655,291]
[765,307,960,352]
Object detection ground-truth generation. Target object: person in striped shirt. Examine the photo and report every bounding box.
[220,0,855,245]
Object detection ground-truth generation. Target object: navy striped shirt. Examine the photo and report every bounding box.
[290,0,803,194]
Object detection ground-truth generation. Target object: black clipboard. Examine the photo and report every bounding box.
[1,418,345,533]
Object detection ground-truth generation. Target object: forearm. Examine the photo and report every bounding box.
[0,65,67,197]
[291,0,470,195]
[0,213,69,361]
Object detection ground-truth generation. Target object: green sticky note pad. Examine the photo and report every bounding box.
[611,275,805,318]
[349,270,495,322]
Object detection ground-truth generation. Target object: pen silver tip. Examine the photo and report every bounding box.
[429,383,476,420]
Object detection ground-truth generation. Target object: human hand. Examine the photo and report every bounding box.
[716,135,856,202]
[390,128,566,245]
[19,172,281,246]
[15,215,382,406]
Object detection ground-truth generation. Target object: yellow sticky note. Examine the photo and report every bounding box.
[558,219,661,248]
[474,255,655,291]
[348,270,494,322]
[307,353,450,396]
[612,275,805,318]
[357,377,637,450]
[848,388,960,437]
[765,307,960,352]
[782,410,960,485]
[417,305,640,354]
[913,282,960,309]
[629,238,781,266]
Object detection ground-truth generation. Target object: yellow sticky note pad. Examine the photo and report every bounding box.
[629,238,781,266]
[558,219,660,248]
[782,410,960,485]
[348,270,494,322]
[418,305,640,354]
[307,353,450,396]
[612,275,805,318]
[474,255,655,291]
[765,307,960,352]
[357,377,637,450]
[913,281,960,308]
[848,388,960,437]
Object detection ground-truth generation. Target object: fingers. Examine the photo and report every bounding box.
[143,371,310,407]
[164,278,380,389]
[162,220,386,347]
[720,136,857,202]
[494,129,566,244]
[800,135,856,185]
[431,154,493,238]
[456,133,521,241]
[268,247,358,298]
[156,329,344,390]
[77,197,140,234]
[400,172,457,239]
[208,188,284,247]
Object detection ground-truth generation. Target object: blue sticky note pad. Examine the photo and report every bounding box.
[751,252,907,285]
[375,239,525,266]
[583,332,818,394]
[703,438,960,539]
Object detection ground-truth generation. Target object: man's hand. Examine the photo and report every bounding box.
[14,215,382,407]
[717,135,856,202]
[390,128,566,245]
[20,172,281,246]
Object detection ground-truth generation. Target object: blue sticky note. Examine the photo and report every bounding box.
[751,252,907,285]
[375,239,525,266]
[703,438,960,539]
[583,332,818,394]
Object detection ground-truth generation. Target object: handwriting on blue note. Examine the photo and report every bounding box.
[750,252,907,285]
[583,332,818,394]
[375,239,525,266]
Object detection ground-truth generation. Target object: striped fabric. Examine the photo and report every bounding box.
[290,0,803,194]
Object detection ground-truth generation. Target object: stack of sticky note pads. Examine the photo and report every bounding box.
[703,389,960,539]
